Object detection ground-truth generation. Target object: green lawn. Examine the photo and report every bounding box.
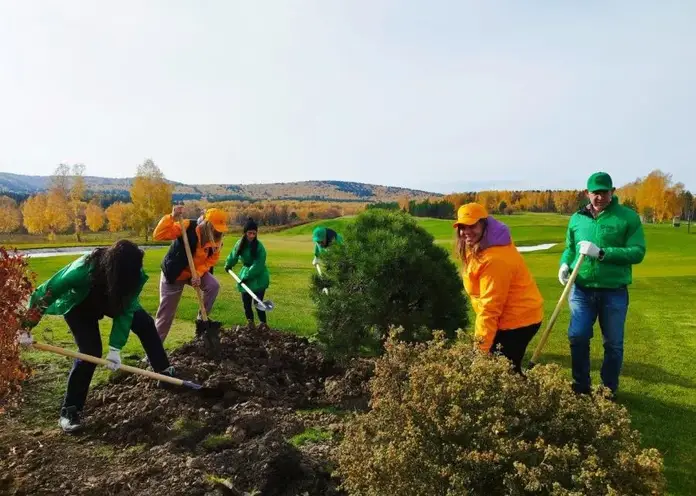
[15,213,696,495]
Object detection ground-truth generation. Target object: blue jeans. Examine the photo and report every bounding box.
[568,284,629,394]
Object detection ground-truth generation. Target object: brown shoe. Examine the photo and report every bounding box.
[246,319,256,330]
[258,322,269,332]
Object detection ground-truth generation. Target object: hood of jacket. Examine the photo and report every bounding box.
[479,216,512,250]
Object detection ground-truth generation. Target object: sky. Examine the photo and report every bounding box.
[0,1,694,194]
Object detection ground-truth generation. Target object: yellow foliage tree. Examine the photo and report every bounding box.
[52,163,87,241]
[105,201,131,232]
[129,159,173,241]
[21,192,71,240]
[0,196,22,233]
[85,203,105,232]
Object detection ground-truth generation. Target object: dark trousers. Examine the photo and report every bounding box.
[62,307,170,412]
[242,289,267,323]
[491,322,542,374]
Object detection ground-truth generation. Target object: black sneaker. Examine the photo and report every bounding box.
[157,366,177,390]
[58,406,83,433]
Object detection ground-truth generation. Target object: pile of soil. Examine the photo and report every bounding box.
[0,325,374,496]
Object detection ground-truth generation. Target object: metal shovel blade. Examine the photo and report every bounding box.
[195,318,222,356]
[255,299,275,312]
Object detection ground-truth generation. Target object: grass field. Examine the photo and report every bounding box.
[12,212,696,495]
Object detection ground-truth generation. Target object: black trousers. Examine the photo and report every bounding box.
[62,306,170,412]
[491,322,542,374]
[242,289,266,323]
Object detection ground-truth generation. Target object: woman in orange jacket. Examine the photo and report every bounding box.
[454,203,544,373]
[153,205,228,342]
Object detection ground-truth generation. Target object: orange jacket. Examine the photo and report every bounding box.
[153,215,222,281]
[462,219,544,352]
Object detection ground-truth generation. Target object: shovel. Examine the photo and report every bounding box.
[31,341,203,390]
[528,253,586,369]
[178,218,222,355]
[314,263,329,295]
[226,269,274,312]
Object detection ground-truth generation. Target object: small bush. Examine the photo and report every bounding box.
[310,209,469,359]
[336,331,665,496]
[0,248,36,410]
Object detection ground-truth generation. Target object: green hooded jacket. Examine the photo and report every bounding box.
[28,254,148,350]
[560,196,646,289]
[312,226,343,258]
[224,238,270,293]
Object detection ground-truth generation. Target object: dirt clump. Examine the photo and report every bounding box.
[0,325,373,495]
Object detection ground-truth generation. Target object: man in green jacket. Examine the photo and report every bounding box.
[20,240,174,433]
[312,225,343,267]
[559,172,646,397]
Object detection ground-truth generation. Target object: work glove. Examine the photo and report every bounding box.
[17,332,33,347]
[312,256,319,266]
[558,264,570,286]
[322,288,329,295]
[578,241,602,259]
[105,347,122,371]
[190,275,201,288]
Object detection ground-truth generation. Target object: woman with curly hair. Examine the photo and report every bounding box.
[20,240,174,433]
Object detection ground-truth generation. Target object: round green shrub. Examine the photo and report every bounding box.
[310,209,469,359]
[336,331,666,495]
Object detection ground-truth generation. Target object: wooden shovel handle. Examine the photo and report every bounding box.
[529,253,586,364]
[31,341,187,387]
[178,217,208,321]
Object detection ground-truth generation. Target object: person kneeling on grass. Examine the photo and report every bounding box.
[153,205,227,342]
[454,203,545,374]
[224,218,270,331]
[18,240,175,433]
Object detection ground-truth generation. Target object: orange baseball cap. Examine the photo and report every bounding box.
[453,203,488,227]
[204,208,229,233]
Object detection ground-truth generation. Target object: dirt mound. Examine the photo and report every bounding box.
[0,325,374,496]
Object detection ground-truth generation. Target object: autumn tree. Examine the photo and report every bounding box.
[21,193,71,240]
[85,202,105,232]
[105,201,132,232]
[51,163,87,241]
[129,159,173,241]
[0,196,22,233]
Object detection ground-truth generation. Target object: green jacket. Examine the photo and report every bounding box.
[28,254,148,350]
[312,226,343,258]
[560,196,646,289]
[224,239,270,293]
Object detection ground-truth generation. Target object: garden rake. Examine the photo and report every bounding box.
[528,253,586,369]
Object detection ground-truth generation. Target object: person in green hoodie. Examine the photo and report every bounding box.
[224,218,271,331]
[312,225,343,268]
[559,172,646,397]
[18,240,175,433]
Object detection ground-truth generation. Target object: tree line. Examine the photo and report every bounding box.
[367,169,692,222]
[0,160,360,239]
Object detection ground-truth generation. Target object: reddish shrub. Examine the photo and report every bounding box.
[0,247,37,410]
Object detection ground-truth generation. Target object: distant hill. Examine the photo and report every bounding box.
[0,172,439,203]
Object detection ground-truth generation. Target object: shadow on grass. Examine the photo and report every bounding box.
[619,391,696,496]
[534,353,696,390]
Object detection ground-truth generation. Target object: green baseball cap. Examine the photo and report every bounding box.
[587,172,613,192]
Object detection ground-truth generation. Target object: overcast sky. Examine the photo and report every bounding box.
[0,1,694,193]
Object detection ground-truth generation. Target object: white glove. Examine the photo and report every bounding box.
[322,288,329,295]
[578,241,601,258]
[558,264,570,286]
[105,347,121,371]
[18,332,33,347]
[312,257,319,266]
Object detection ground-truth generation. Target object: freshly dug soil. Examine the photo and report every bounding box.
[0,325,374,496]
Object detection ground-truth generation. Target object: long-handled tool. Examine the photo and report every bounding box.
[31,341,203,390]
[226,269,274,312]
[178,217,222,354]
[528,253,586,369]
[314,263,329,295]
